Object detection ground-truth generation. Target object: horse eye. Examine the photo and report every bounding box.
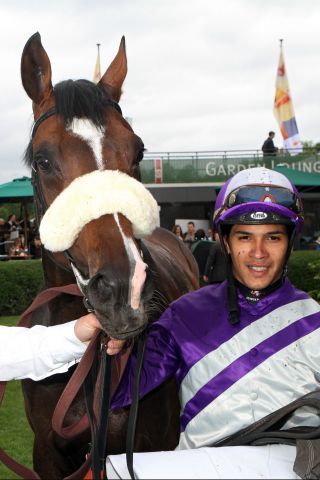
[34,156,51,172]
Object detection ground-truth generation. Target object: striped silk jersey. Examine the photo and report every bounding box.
[111,278,320,450]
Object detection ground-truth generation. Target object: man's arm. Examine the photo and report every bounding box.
[0,313,106,381]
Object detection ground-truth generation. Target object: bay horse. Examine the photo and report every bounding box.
[21,32,199,479]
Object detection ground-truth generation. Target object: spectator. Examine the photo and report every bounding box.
[183,221,196,249]
[191,229,213,286]
[4,213,19,241]
[8,237,28,257]
[172,224,184,240]
[29,235,42,259]
[207,228,214,241]
[262,131,278,157]
[203,233,227,284]
[18,213,32,245]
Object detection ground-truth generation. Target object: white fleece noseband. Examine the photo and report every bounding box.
[39,170,159,252]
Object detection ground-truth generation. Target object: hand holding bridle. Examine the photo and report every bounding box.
[107,337,126,355]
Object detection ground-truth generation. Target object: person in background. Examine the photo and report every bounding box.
[203,233,227,285]
[8,237,27,257]
[4,214,19,239]
[183,221,196,249]
[262,131,278,157]
[172,224,184,240]
[191,229,212,286]
[29,235,42,259]
[207,228,214,241]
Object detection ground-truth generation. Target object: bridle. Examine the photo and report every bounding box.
[30,100,147,480]
[31,100,122,139]
[30,99,121,219]
[30,99,122,287]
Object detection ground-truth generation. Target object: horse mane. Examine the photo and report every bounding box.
[23,79,112,167]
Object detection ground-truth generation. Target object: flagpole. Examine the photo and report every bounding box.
[96,43,101,76]
[93,43,101,83]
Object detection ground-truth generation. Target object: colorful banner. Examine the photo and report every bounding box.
[273,45,302,155]
[93,44,101,83]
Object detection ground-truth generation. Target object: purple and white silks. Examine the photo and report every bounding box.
[111,278,320,450]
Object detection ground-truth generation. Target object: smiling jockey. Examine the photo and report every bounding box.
[110,167,320,478]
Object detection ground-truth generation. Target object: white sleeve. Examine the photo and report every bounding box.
[0,321,87,381]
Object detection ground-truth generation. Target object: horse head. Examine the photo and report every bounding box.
[21,32,158,339]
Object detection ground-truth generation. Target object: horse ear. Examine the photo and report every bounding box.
[99,36,127,102]
[21,32,53,110]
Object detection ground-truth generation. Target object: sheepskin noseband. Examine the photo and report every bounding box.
[39,169,159,252]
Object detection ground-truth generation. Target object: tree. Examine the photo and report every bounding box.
[302,141,320,153]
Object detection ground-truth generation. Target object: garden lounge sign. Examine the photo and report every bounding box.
[143,154,320,185]
[205,157,320,179]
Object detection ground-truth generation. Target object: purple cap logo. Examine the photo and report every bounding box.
[250,212,268,220]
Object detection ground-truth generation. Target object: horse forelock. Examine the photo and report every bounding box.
[23,79,112,168]
[53,79,112,128]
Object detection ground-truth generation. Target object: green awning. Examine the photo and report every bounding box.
[275,165,320,187]
[0,177,33,202]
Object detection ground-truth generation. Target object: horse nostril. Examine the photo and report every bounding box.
[90,273,113,300]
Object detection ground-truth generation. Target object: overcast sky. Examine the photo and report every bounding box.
[0,0,320,183]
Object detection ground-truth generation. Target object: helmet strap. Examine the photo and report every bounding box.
[226,255,240,325]
[216,225,239,325]
[282,225,296,281]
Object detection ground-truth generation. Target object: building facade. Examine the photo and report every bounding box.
[141,150,320,249]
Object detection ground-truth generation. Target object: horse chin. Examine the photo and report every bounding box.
[95,309,148,340]
[105,324,146,341]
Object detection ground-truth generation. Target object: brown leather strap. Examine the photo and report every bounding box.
[64,453,92,480]
[18,284,83,327]
[52,337,132,439]
[2,283,131,478]
[0,284,84,479]
[0,380,39,478]
[52,330,100,438]
[0,448,40,480]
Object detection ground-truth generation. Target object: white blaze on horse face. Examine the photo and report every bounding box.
[67,119,105,169]
[114,213,148,310]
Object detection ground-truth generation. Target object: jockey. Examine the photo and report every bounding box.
[0,314,121,381]
[111,167,320,452]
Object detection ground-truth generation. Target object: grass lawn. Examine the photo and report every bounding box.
[0,317,34,480]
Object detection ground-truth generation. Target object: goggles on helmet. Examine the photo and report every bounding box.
[224,185,302,214]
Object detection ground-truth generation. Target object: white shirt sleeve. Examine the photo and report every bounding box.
[0,321,87,381]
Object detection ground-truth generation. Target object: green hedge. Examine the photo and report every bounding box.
[288,250,320,298]
[0,260,43,316]
[0,251,318,316]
